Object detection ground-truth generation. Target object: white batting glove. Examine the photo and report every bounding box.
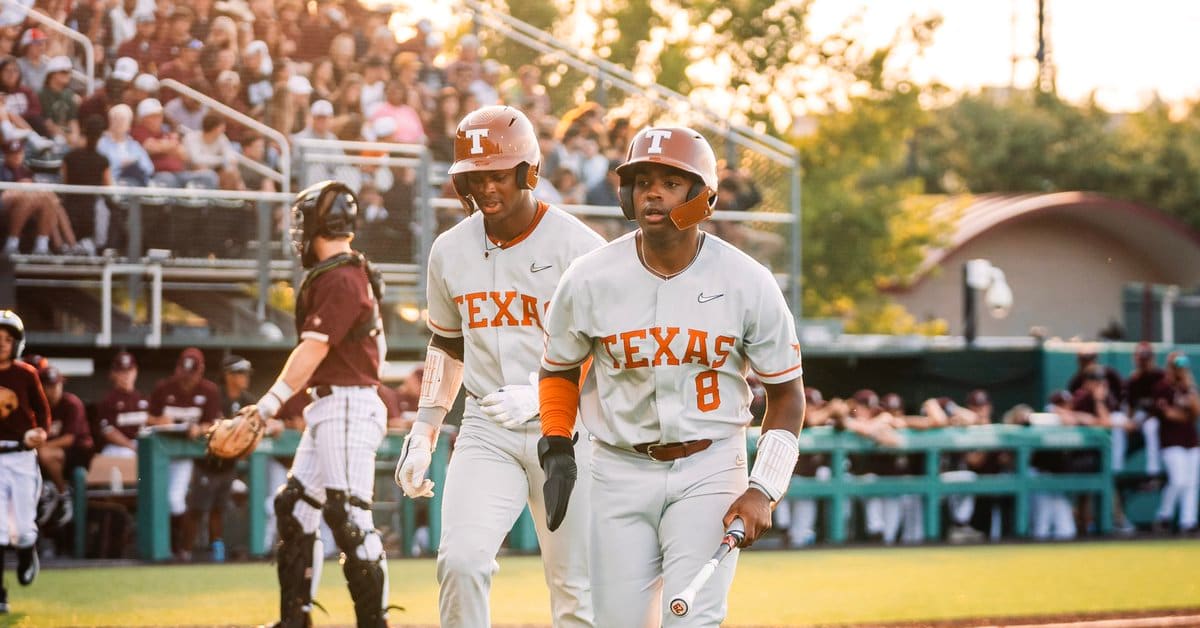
[480,373,540,429]
[396,422,436,499]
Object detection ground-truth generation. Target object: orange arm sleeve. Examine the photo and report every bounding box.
[540,375,580,439]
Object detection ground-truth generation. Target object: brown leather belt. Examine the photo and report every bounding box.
[632,439,713,462]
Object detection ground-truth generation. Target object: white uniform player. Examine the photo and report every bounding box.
[395,105,602,627]
[537,127,806,626]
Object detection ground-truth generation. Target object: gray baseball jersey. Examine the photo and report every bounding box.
[541,231,802,447]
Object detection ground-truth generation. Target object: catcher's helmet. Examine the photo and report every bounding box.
[0,310,25,361]
[448,105,540,213]
[289,180,358,269]
[616,126,718,229]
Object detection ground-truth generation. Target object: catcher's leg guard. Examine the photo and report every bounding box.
[274,478,325,628]
[324,489,389,628]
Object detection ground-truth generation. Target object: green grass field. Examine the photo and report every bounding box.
[4,540,1199,627]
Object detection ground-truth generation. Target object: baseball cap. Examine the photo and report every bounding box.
[882,392,904,413]
[45,55,73,75]
[966,389,991,407]
[244,39,268,58]
[111,351,137,371]
[134,11,156,23]
[184,38,204,51]
[310,99,333,117]
[111,57,138,82]
[177,347,205,374]
[136,97,163,118]
[134,73,159,93]
[368,115,397,141]
[222,354,252,374]
[217,70,240,85]
[39,365,62,386]
[287,75,312,95]
[18,28,46,49]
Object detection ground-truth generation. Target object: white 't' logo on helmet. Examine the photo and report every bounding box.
[466,128,489,154]
[645,129,672,154]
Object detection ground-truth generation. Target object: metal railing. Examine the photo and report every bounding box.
[3,0,95,95]
[99,262,161,347]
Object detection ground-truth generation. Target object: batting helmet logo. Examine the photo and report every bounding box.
[448,105,540,213]
[616,126,719,230]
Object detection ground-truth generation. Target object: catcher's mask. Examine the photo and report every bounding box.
[289,180,359,269]
[0,310,25,361]
[616,126,718,230]
[447,105,540,214]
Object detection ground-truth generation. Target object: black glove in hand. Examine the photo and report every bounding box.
[537,435,577,532]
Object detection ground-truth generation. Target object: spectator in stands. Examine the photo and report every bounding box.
[1152,352,1200,535]
[163,83,209,134]
[359,56,387,117]
[97,103,153,184]
[96,351,148,458]
[551,167,586,205]
[468,58,502,107]
[427,86,459,163]
[115,12,156,71]
[237,133,276,192]
[280,75,314,135]
[446,33,481,85]
[190,0,215,41]
[1067,348,1124,400]
[35,365,92,501]
[15,28,49,92]
[327,31,356,81]
[1127,341,1165,475]
[37,55,78,146]
[153,7,196,69]
[502,64,551,117]
[106,0,142,55]
[182,354,254,563]
[241,40,274,117]
[370,78,425,144]
[365,22,397,63]
[292,99,343,182]
[182,112,242,189]
[607,117,636,158]
[133,98,218,189]
[309,58,336,103]
[78,57,137,123]
[2,139,79,255]
[158,39,205,88]
[211,70,250,141]
[393,51,431,114]
[66,0,108,48]
[61,115,110,254]
[123,72,159,112]
[1,55,50,141]
[200,15,239,83]
[145,347,222,560]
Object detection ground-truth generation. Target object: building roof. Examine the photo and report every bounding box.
[901,192,1200,291]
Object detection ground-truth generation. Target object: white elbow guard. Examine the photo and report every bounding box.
[748,429,800,502]
[417,346,464,429]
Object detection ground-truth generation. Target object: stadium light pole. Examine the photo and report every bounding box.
[963,258,1012,345]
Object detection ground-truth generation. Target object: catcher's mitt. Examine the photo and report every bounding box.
[206,405,266,460]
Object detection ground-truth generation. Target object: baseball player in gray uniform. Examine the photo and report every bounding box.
[538,126,805,626]
[255,181,392,628]
[395,105,602,627]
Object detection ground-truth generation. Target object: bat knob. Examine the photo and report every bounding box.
[670,598,689,617]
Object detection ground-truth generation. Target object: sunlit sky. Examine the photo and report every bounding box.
[390,0,1200,113]
[808,0,1200,112]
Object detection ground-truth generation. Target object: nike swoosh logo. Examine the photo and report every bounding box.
[531,263,552,273]
[697,293,724,303]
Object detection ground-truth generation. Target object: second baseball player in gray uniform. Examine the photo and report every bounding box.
[395,105,602,627]
[538,126,805,626]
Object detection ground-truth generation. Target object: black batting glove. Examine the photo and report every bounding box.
[537,435,577,532]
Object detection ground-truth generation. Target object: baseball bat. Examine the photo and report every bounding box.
[669,517,746,617]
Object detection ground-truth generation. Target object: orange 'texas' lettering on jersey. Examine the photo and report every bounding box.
[454,291,547,329]
[599,327,736,371]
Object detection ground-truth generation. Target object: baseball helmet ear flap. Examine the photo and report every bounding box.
[448,105,541,213]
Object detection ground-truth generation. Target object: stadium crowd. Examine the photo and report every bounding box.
[773,343,1199,547]
[0,0,770,261]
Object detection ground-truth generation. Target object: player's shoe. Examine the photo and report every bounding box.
[17,546,39,586]
[0,586,8,613]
